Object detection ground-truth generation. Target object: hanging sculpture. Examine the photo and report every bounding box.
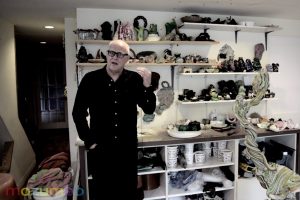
[233,70,300,200]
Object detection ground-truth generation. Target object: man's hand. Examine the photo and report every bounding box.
[137,67,152,88]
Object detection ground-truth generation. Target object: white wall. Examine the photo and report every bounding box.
[64,18,79,164]
[66,8,300,163]
[0,18,36,186]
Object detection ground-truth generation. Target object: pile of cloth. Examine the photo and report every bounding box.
[26,152,72,197]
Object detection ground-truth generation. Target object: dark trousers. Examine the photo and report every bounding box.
[87,142,137,199]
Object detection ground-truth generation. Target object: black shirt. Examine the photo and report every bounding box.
[72,66,156,148]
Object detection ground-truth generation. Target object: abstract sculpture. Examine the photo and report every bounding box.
[233,70,300,199]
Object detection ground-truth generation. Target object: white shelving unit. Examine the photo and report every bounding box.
[75,21,288,200]
[138,139,237,200]
[137,133,298,200]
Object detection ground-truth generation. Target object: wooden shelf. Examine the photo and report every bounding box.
[76,39,219,45]
[167,157,234,172]
[182,22,281,33]
[76,62,217,67]
[178,98,278,105]
[168,185,234,198]
[179,72,279,76]
[180,72,257,76]
[181,22,281,49]
[138,167,165,175]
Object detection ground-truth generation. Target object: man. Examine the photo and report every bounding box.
[72,40,156,199]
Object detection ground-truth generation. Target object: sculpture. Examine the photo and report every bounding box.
[233,70,300,199]
[133,15,148,41]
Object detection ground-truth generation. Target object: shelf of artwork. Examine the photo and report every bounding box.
[181,22,281,49]
[177,98,277,105]
[182,22,281,33]
[178,71,279,76]
[76,39,219,45]
[76,62,218,67]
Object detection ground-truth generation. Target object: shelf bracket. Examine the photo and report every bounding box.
[76,65,79,86]
[234,30,241,44]
[204,28,209,33]
[265,31,273,51]
[171,65,175,90]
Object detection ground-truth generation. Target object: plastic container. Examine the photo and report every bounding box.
[142,174,160,190]
[32,187,67,200]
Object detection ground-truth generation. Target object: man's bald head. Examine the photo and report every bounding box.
[108,40,130,54]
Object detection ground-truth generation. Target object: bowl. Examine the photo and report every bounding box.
[181,15,202,23]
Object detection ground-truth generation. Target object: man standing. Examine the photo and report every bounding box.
[72,40,156,199]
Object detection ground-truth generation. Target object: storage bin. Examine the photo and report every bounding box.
[32,187,67,200]
[142,174,160,190]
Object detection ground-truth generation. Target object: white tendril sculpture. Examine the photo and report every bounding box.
[233,70,300,199]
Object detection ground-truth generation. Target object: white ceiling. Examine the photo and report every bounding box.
[1,0,300,43]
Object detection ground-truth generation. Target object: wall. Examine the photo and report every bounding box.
[64,18,78,164]
[0,18,36,186]
[66,8,300,163]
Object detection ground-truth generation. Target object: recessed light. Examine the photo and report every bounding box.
[44,25,54,29]
[40,41,47,44]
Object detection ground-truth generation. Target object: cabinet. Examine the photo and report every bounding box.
[138,140,236,200]
[236,133,298,200]
[75,129,299,200]
[136,130,298,200]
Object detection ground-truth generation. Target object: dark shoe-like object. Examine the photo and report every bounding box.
[200,17,211,23]
[272,63,279,72]
[234,59,242,72]
[211,18,220,24]
[195,32,211,41]
[238,57,246,72]
[245,59,254,72]
[252,58,262,71]
[226,16,238,25]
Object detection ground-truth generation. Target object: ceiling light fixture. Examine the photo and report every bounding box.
[40,41,47,44]
[44,25,54,29]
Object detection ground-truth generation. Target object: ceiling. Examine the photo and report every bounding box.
[1,0,300,44]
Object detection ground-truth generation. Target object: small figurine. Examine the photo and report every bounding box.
[134,16,148,41]
[255,43,265,60]
[100,21,113,40]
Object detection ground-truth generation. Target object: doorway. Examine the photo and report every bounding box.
[15,36,69,163]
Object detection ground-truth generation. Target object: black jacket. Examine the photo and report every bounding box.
[72,66,156,148]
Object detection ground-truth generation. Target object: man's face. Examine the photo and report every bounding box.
[107,43,129,73]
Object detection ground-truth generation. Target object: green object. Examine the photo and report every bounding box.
[178,125,189,131]
[165,19,177,35]
[149,24,158,34]
[234,70,300,200]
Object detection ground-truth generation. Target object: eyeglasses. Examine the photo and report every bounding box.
[107,50,128,58]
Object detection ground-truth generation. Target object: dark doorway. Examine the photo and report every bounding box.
[15,36,69,163]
